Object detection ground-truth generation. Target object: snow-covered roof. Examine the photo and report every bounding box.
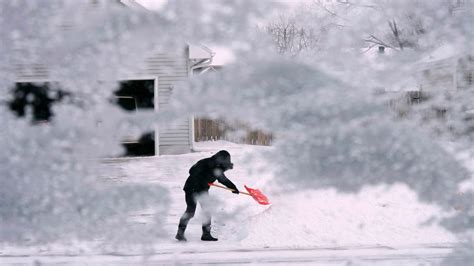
[419,44,458,64]
[189,44,215,60]
[118,0,148,10]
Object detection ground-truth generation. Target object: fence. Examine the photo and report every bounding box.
[194,118,273,146]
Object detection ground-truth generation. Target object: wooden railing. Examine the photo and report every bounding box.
[194,118,273,146]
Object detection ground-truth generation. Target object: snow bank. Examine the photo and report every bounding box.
[232,186,456,248]
[0,141,459,258]
[148,141,457,248]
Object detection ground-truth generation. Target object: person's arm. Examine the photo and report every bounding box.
[217,173,239,194]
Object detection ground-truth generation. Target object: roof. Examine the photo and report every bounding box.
[419,44,458,64]
[189,44,215,60]
[117,0,148,10]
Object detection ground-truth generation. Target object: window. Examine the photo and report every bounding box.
[113,79,156,156]
[8,82,69,123]
[114,79,154,111]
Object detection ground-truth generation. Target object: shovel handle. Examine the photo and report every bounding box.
[208,183,251,196]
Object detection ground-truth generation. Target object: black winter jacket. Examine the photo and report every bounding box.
[183,150,238,193]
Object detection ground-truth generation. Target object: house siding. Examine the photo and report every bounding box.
[138,49,191,155]
[14,63,50,81]
[417,55,473,92]
[417,57,457,92]
[13,48,192,156]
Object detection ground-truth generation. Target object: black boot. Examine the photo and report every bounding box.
[175,224,187,241]
[201,225,218,241]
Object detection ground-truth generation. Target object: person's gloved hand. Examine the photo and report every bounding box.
[232,189,239,194]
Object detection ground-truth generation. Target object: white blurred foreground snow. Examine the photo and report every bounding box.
[1,0,473,265]
[1,141,468,265]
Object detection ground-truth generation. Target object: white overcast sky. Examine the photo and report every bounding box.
[134,0,310,65]
[136,0,309,11]
[134,0,165,10]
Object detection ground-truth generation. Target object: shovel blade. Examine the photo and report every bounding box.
[244,185,270,205]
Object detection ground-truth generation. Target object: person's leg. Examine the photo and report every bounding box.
[197,191,212,227]
[197,191,217,241]
[176,192,197,241]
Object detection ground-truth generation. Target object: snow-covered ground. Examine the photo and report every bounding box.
[1,141,469,265]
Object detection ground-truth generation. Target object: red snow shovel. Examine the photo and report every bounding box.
[208,183,270,205]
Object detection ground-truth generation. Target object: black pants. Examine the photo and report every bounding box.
[178,191,211,227]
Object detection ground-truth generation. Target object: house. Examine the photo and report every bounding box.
[368,44,472,105]
[10,44,216,156]
[416,46,473,92]
[7,1,215,156]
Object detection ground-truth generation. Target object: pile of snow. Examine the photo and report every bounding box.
[0,140,462,263]
[104,141,458,249]
[189,142,457,248]
[228,186,455,248]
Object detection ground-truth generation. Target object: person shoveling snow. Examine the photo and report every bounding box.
[176,150,239,242]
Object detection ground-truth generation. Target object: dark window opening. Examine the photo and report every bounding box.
[8,82,69,123]
[465,71,473,85]
[114,79,154,111]
[406,90,429,105]
[113,79,156,156]
[122,132,155,156]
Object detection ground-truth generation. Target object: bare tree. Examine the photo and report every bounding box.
[267,0,466,54]
[364,15,426,51]
[265,14,319,55]
[363,0,466,51]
